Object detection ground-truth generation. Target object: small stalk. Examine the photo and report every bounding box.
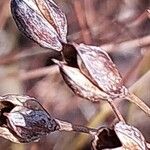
[55,119,97,135]
[126,93,150,116]
[108,99,126,123]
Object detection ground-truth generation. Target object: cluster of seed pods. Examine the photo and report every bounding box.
[0,0,149,149]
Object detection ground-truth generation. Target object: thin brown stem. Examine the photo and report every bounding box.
[126,93,150,116]
[55,119,97,135]
[108,100,125,123]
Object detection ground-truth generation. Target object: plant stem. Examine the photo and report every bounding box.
[126,93,150,116]
[108,99,126,123]
[55,119,97,135]
[72,124,97,135]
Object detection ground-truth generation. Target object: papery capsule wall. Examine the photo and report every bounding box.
[11,0,67,51]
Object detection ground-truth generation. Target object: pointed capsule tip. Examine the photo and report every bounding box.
[52,59,66,67]
[51,59,60,64]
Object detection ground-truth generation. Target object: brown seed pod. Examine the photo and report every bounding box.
[0,95,101,143]
[0,95,59,143]
[34,0,67,42]
[60,43,150,117]
[11,0,67,51]
[115,122,148,150]
[54,60,109,102]
[73,43,128,98]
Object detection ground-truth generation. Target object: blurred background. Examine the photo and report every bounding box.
[0,0,150,149]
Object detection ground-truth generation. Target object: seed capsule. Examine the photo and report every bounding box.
[115,122,148,150]
[0,95,59,143]
[11,0,67,51]
[92,122,148,150]
[73,43,128,98]
[54,60,109,102]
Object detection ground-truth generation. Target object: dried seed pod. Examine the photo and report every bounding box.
[0,95,102,144]
[4,106,59,143]
[0,95,59,143]
[74,43,128,98]
[11,0,67,51]
[92,122,148,150]
[71,43,150,116]
[54,60,109,102]
[115,122,148,150]
[35,0,67,42]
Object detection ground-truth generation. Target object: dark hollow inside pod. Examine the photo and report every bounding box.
[0,101,15,126]
[94,128,122,150]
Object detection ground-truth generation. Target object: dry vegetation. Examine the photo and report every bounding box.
[0,0,150,150]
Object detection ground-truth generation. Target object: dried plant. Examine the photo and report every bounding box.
[11,0,67,51]
[0,94,97,143]
[0,0,149,149]
[92,122,148,150]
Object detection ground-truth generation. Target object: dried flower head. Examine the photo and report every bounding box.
[92,122,148,150]
[54,60,109,102]
[11,0,67,51]
[114,122,148,150]
[0,95,59,143]
[56,43,128,102]
[60,43,150,117]
[74,43,128,99]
